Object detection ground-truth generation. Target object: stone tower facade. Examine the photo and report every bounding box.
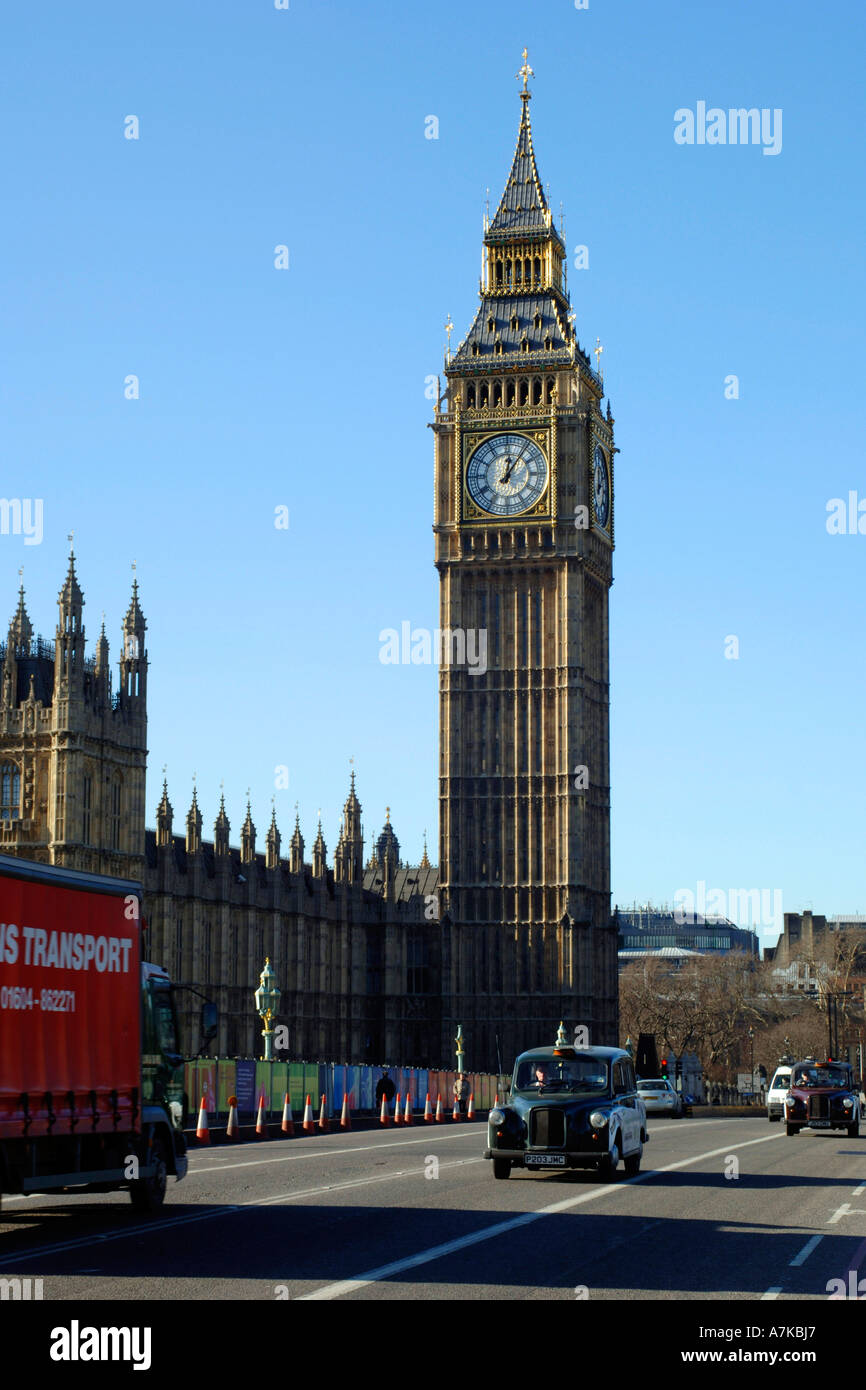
[433,68,619,1062]
[0,555,147,880]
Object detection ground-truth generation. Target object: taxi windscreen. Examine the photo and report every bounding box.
[515,1057,609,1093]
[791,1064,851,1089]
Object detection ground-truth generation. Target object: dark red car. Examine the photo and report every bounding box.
[784,1059,861,1137]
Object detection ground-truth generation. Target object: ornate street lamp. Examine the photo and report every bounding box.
[455,1023,465,1075]
[254,958,281,1062]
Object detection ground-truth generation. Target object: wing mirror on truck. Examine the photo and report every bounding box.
[201,1001,218,1044]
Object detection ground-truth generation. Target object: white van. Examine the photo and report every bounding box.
[767,1065,792,1122]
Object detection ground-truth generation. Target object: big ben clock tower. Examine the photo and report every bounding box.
[432,54,618,1064]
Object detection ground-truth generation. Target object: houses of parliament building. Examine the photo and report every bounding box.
[0,63,619,1069]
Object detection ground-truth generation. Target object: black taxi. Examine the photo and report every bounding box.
[484,1030,647,1180]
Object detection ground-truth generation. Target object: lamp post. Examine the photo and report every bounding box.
[254,958,281,1062]
[455,1024,464,1075]
[748,1027,755,1104]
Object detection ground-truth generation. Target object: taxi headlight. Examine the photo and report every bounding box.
[489,1109,505,1126]
[842,1098,854,1108]
[589,1111,608,1129]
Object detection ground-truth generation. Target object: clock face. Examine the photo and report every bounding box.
[593,443,610,529]
[466,434,548,517]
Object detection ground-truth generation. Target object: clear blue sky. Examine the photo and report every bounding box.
[2,1,864,943]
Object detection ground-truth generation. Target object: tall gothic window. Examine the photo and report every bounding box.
[1,763,20,821]
[110,774,122,849]
[82,774,93,844]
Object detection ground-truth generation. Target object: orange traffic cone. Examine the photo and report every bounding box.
[318,1094,329,1132]
[256,1094,267,1137]
[226,1095,240,1142]
[380,1093,390,1126]
[493,1092,499,1108]
[435,1094,444,1122]
[281,1093,294,1136]
[394,1091,402,1125]
[303,1094,314,1132]
[452,1095,460,1122]
[340,1092,352,1130]
[467,1091,475,1121]
[423,1092,433,1122]
[196,1095,210,1144]
[403,1091,412,1125]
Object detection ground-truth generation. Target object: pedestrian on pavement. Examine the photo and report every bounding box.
[453,1073,469,1117]
[375,1069,396,1111]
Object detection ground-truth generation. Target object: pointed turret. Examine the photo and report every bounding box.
[93,617,111,705]
[156,779,173,848]
[8,583,33,655]
[240,799,256,864]
[419,831,431,871]
[289,811,304,874]
[119,574,147,710]
[186,786,202,855]
[334,770,364,884]
[214,793,230,856]
[488,69,553,236]
[266,806,281,870]
[55,551,85,691]
[449,55,582,379]
[312,816,327,878]
[375,807,401,869]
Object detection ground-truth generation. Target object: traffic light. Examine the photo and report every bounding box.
[661,1057,668,1078]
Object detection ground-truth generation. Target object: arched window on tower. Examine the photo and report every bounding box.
[1,763,20,821]
[534,257,541,284]
[532,378,543,405]
[505,259,512,287]
[480,384,489,408]
[495,259,503,288]
[109,773,122,850]
[519,378,529,406]
[82,771,93,844]
[467,384,476,407]
[493,381,502,406]
[514,259,521,285]
[545,375,555,402]
[506,380,515,406]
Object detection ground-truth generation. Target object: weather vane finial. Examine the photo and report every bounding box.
[517,47,534,95]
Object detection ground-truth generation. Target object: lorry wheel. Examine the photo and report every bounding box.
[129,1139,168,1212]
[492,1158,511,1180]
[786,1123,800,1137]
[768,1114,780,1123]
[848,1120,860,1138]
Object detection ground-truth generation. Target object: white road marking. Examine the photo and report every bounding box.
[298,1131,788,1300]
[828,1203,866,1224]
[852,1183,866,1197]
[0,1128,483,1202]
[762,1288,782,1300]
[0,1114,771,1203]
[789,1235,822,1266]
[0,1157,483,1268]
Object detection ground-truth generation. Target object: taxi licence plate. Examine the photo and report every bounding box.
[525,1153,566,1167]
[810,1120,831,1128]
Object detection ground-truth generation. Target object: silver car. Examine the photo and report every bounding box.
[637,1078,683,1117]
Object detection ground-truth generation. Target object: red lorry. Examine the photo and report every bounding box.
[0,853,211,1212]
